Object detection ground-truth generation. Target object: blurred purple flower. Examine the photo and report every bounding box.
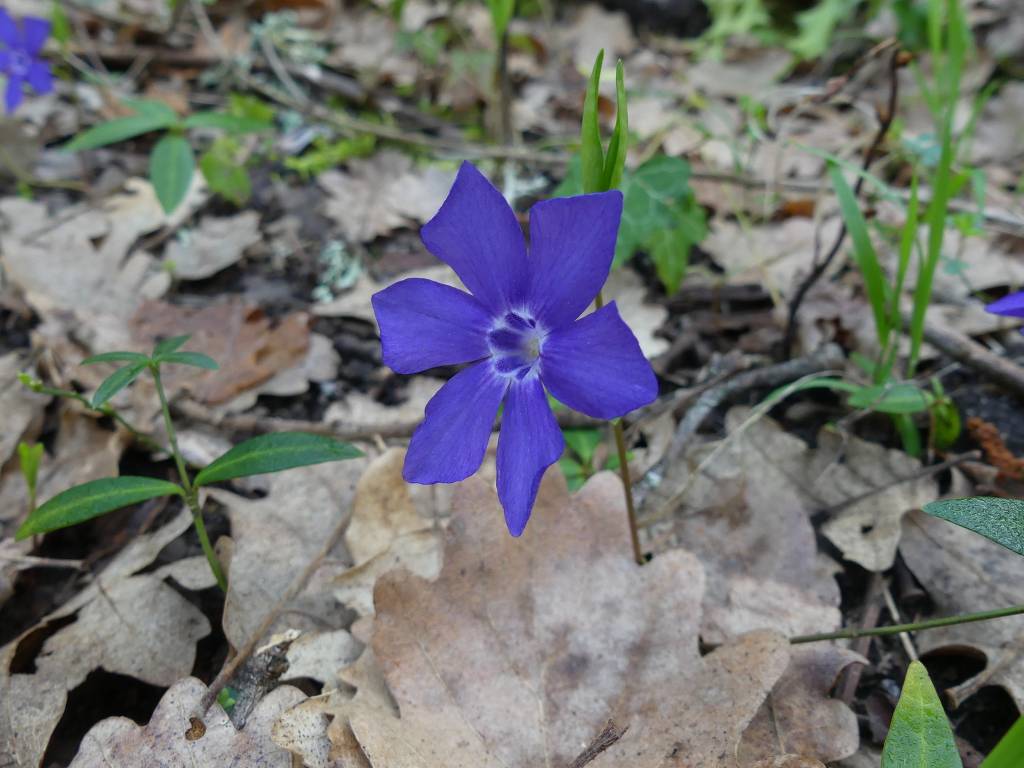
[372,162,658,536]
[987,292,1024,328]
[0,10,52,114]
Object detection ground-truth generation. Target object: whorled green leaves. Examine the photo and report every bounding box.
[923,497,1024,558]
[16,477,185,539]
[882,661,962,768]
[194,432,363,487]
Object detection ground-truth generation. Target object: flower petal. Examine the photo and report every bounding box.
[0,51,10,71]
[372,278,492,374]
[987,291,1024,319]
[0,10,17,48]
[4,76,22,114]
[20,17,51,55]
[420,162,528,314]
[496,376,563,536]
[526,191,623,329]
[26,60,52,95]
[540,302,658,419]
[404,361,508,484]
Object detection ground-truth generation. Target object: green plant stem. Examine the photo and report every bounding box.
[151,366,227,592]
[790,603,1024,644]
[34,383,165,453]
[594,290,644,566]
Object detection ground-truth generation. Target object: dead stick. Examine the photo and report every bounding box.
[916,317,1024,400]
[193,508,351,720]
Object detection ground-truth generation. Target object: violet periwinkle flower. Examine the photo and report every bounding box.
[987,292,1024,328]
[0,10,52,114]
[372,162,658,536]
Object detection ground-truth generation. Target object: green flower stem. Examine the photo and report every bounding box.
[595,290,644,566]
[151,366,227,592]
[790,603,1024,645]
[33,383,166,454]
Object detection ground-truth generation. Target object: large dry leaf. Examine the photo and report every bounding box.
[319,152,455,243]
[339,472,790,768]
[646,409,936,572]
[163,211,261,280]
[899,509,1024,709]
[212,460,369,649]
[130,298,311,404]
[0,509,209,767]
[739,646,863,764]
[70,677,305,767]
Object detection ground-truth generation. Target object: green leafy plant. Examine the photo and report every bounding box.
[558,50,706,295]
[16,336,362,590]
[17,441,44,515]
[485,0,515,41]
[882,660,962,767]
[65,99,272,213]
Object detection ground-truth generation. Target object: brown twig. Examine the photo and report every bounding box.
[193,504,352,720]
[782,48,902,357]
[568,721,628,768]
[916,317,1024,400]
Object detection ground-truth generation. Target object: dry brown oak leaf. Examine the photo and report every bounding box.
[340,471,791,768]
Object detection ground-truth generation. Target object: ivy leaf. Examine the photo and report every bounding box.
[923,497,1024,557]
[882,661,962,768]
[16,477,185,539]
[194,432,363,486]
[92,362,148,408]
[199,136,252,206]
[150,134,195,214]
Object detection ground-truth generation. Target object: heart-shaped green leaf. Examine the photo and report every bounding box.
[924,497,1024,557]
[882,661,962,768]
[194,432,363,486]
[16,477,185,539]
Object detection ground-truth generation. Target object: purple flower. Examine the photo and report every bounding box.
[372,162,658,536]
[0,10,52,114]
[987,292,1024,326]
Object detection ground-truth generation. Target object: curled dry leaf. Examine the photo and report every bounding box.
[70,677,305,767]
[130,298,311,405]
[319,152,455,243]
[163,211,262,280]
[0,509,209,768]
[899,509,1024,709]
[321,472,790,768]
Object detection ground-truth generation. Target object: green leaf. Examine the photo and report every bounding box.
[17,442,44,497]
[847,383,933,414]
[157,351,219,370]
[199,136,252,206]
[81,351,150,366]
[153,335,191,357]
[923,497,1024,557]
[982,715,1024,768]
[228,93,276,124]
[616,156,707,281]
[150,134,195,214]
[789,0,857,60]
[51,1,71,46]
[882,661,962,768]
[64,105,179,151]
[183,111,272,134]
[486,0,515,39]
[563,429,602,464]
[580,49,606,195]
[194,432,363,486]
[92,362,148,408]
[829,162,891,346]
[16,477,185,539]
[600,59,629,191]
